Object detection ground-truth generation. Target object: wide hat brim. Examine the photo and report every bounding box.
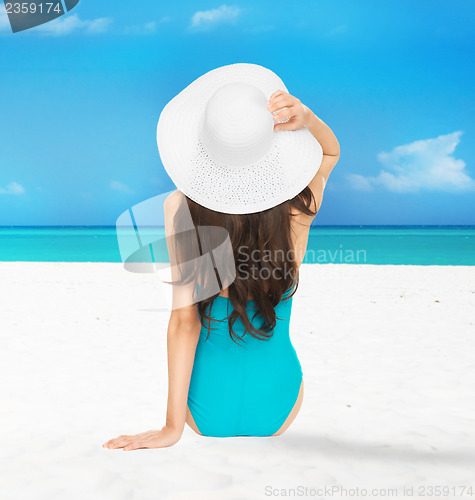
[156,62,323,215]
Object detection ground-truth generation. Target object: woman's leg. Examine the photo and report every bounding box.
[271,378,304,436]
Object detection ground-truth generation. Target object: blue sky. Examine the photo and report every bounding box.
[0,0,474,225]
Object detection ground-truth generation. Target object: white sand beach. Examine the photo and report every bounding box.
[1,262,474,500]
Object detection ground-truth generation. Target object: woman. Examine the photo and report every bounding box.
[103,63,340,450]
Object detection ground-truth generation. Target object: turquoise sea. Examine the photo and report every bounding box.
[0,226,474,265]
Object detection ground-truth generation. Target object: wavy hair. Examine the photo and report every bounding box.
[167,187,317,344]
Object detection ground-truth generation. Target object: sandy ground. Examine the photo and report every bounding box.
[1,262,474,500]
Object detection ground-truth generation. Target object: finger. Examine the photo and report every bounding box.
[268,91,295,104]
[268,95,294,113]
[104,430,156,449]
[104,435,127,447]
[123,441,147,451]
[274,117,298,132]
[107,434,127,443]
[107,436,133,449]
[269,89,286,100]
[273,106,297,122]
[268,98,292,115]
[108,440,128,449]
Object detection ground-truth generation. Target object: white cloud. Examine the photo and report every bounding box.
[124,16,172,34]
[144,21,157,31]
[190,5,241,31]
[110,180,134,194]
[84,17,112,35]
[32,13,112,36]
[0,182,25,195]
[347,131,475,193]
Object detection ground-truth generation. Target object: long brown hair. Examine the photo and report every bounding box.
[168,187,317,344]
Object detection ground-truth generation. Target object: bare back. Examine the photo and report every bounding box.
[218,180,324,299]
[217,158,336,300]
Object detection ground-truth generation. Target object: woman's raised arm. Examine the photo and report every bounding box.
[268,90,340,215]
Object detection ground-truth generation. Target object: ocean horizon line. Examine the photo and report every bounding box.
[0,225,474,264]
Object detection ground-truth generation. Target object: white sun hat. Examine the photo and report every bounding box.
[156,62,323,215]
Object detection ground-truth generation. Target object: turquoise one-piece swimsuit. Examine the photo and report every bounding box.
[187,286,303,437]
